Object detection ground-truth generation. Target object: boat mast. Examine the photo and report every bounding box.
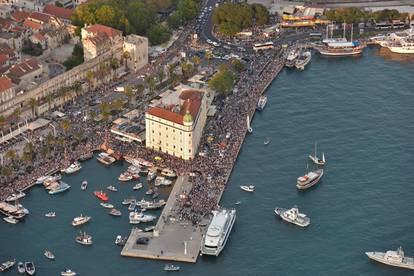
[343,22,346,39]
[351,23,354,41]
[326,24,329,40]
[314,142,317,158]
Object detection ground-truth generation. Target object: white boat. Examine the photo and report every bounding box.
[115,235,126,246]
[296,168,324,190]
[44,250,55,260]
[133,183,143,190]
[97,152,116,166]
[366,246,414,270]
[3,216,18,224]
[155,176,173,186]
[274,206,310,227]
[144,225,155,232]
[247,115,252,133]
[136,199,166,210]
[107,185,118,192]
[61,268,77,276]
[45,211,56,218]
[240,185,255,192]
[164,264,180,271]
[264,137,271,145]
[75,231,93,245]
[387,39,414,53]
[147,170,157,181]
[71,214,91,226]
[0,259,15,272]
[285,47,299,67]
[6,191,26,202]
[100,202,114,209]
[128,200,137,211]
[295,50,311,70]
[161,168,177,178]
[118,172,133,182]
[48,182,71,195]
[201,208,236,256]
[62,161,82,174]
[257,95,267,111]
[17,261,25,273]
[129,211,156,224]
[308,142,326,166]
[25,262,35,275]
[36,175,50,185]
[80,180,88,190]
[122,197,135,205]
[109,208,121,216]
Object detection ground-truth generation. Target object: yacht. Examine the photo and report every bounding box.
[44,250,55,260]
[164,264,180,271]
[94,191,109,201]
[386,38,414,54]
[144,226,155,232]
[133,183,143,190]
[122,197,135,205]
[61,162,82,174]
[129,211,156,224]
[296,169,324,190]
[45,211,56,218]
[3,216,18,224]
[118,172,133,182]
[257,95,267,111]
[285,48,299,67]
[308,142,326,166]
[48,182,71,195]
[107,185,118,192]
[161,168,177,178]
[128,200,137,211]
[75,232,93,245]
[0,259,15,272]
[295,49,311,70]
[61,268,77,276]
[6,191,26,202]
[155,176,173,186]
[366,246,414,269]
[71,214,91,226]
[109,208,122,216]
[240,185,255,192]
[80,180,88,190]
[274,206,310,227]
[136,199,166,210]
[100,202,114,209]
[147,170,157,181]
[25,262,35,275]
[17,261,25,273]
[97,152,116,166]
[201,208,236,256]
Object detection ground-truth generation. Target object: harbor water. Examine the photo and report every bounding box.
[1,47,414,275]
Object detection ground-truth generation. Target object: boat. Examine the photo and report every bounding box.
[109,208,122,216]
[274,206,310,227]
[295,49,311,70]
[6,191,26,202]
[115,235,126,246]
[264,137,271,145]
[139,166,149,175]
[128,200,137,211]
[161,168,177,178]
[122,197,135,205]
[71,214,91,226]
[201,208,236,256]
[164,264,180,272]
[75,231,93,245]
[100,202,114,209]
[48,182,71,195]
[80,180,88,190]
[146,189,154,195]
[17,261,25,273]
[97,152,116,166]
[0,259,15,272]
[61,161,82,174]
[118,172,133,182]
[25,262,35,275]
[44,250,55,260]
[61,268,77,276]
[45,211,56,218]
[308,142,326,166]
[234,201,241,205]
[152,192,160,199]
[246,115,252,133]
[285,47,299,67]
[133,183,143,190]
[3,216,18,224]
[144,225,155,232]
[129,211,156,224]
[257,95,267,111]
[155,176,173,186]
[366,246,414,270]
[374,28,414,54]
[107,185,118,192]
[240,185,255,192]
[94,191,109,201]
[296,168,324,190]
[136,199,166,210]
[35,175,49,185]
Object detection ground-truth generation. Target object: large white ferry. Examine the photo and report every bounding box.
[372,28,414,54]
[201,208,236,256]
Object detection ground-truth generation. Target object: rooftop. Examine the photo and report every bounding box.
[43,4,73,20]
[23,19,42,30]
[0,76,12,92]
[84,24,122,39]
[7,58,41,83]
[10,11,29,22]
[28,12,52,24]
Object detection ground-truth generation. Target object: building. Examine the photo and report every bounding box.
[0,4,13,19]
[44,27,69,49]
[0,43,20,66]
[145,86,213,160]
[6,58,43,87]
[81,24,122,61]
[1,0,43,12]
[0,31,23,50]
[43,4,73,24]
[123,34,148,73]
[0,76,15,113]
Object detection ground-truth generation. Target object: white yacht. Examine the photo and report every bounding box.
[274,206,310,227]
[75,232,93,245]
[201,208,236,256]
[296,169,324,190]
[240,185,255,192]
[71,214,91,226]
[366,247,414,270]
[257,95,267,111]
[133,183,143,190]
[129,211,156,224]
[62,162,81,174]
[3,216,18,224]
[61,268,77,276]
[80,180,88,190]
[308,142,326,166]
[6,191,26,202]
[45,211,56,218]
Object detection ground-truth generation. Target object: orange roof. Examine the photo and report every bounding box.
[33,32,46,41]
[0,54,8,65]
[28,12,51,23]
[23,19,42,30]
[11,11,29,22]
[0,76,12,93]
[43,4,73,20]
[84,24,122,38]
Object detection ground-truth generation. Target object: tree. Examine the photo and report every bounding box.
[28,98,38,118]
[158,68,165,84]
[12,107,21,122]
[72,81,82,98]
[123,86,135,108]
[122,51,131,71]
[205,50,213,67]
[95,5,118,27]
[181,62,194,78]
[5,149,17,164]
[58,87,69,109]
[232,58,245,73]
[148,24,171,45]
[252,4,269,26]
[40,146,50,159]
[110,58,119,79]
[192,55,201,70]
[86,70,94,91]
[46,94,54,111]
[59,119,71,136]
[1,165,13,179]
[213,3,253,36]
[146,76,156,94]
[135,84,144,95]
[208,64,234,96]
[99,102,111,121]
[111,99,124,111]
[0,115,5,126]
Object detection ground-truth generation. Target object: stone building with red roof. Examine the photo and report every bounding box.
[0,76,15,112]
[81,24,123,61]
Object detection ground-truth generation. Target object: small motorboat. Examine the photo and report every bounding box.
[61,268,77,276]
[115,235,126,246]
[3,216,18,224]
[25,262,35,275]
[75,231,93,245]
[118,172,133,182]
[61,161,82,174]
[6,191,26,202]
[128,200,137,211]
[100,202,114,209]
[264,137,271,145]
[234,201,241,205]
[0,259,15,272]
[17,261,25,273]
[107,185,118,192]
[81,180,88,190]
[147,170,157,181]
[164,264,180,271]
[45,211,56,218]
[94,191,109,201]
[44,250,55,260]
[146,189,154,195]
[144,225,155,232]
[133,183,143,190]
[72,214,91,227]
[152,192,160,199]
[122,197,135,205]
[240,185,255,192]
[109,208,121,216]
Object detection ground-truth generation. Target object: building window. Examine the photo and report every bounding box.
[173,145,176,149]
[180,148,183,151]
[152,130,154,133]
[159,132,161,135]
[189,133,191,137]
[189,149,191,153]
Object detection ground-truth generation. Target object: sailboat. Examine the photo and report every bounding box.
[308,142,326,166]
[247,115,253,133]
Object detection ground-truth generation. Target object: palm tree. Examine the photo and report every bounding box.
[40,146,49,159]
[123,86,135,108]
[146,76,156,94]
[158,68,165,84]
[12,107,21,121]
[85,70,94,92]
[135,84,144,95]
[168,63,176,79]
[28,98,38,119]
[59,119,71,136]
[46,94,54,112]
[99,102,110,121]
[88,110,96,121]
[72,81,82,99]
[23,142,35,161]
[5,149,17,164]
[0,115,5,128]
[205,50,213,67]
[122,51,131,71]
[1,165,13,180]
[110,58,119,79]
[192,55,201,70]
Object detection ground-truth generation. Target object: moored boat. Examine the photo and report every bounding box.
[3,216,18,224]
[17,261,25,273]
[94,191,108,202]
[118,172,133,182]
[274,206,310,227]
[115,235,126,246]
[240,185,255,192]
[160,168,176,178]
[285,47,299,67]
[61,268,77,276]
[129,211,156,224]
[100,202,114,209]
[80,180,88,190]
[0,259,15,272]
[144,225,155,232]
[97,152,116,166]
[133,183,143,190]
[122,197,135,205]
[257,95,267,111]
[109,208,121,216]
[48,182,71,195]
[25,262,35,275]
[295,49,311,70]
[75,231,93,245]
[6,191,26,202]
[296,169,324,190]
[147,169,157,181]
[71,214,91,227]
[44,250,55,260]
[164,264,180,272]
[366,246,414,270]
[61,162,81,174]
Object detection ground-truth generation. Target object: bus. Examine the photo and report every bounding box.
[253,42,274,51]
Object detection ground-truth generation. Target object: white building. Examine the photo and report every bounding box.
[123,34,148,73]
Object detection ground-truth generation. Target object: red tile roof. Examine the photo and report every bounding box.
[23,19,42,30]
[7,58,41,83]
[28,12,52,24]
[84,24,122,38]
[0,76,12,93]
[0,18,13,30]
[43,4,73,21]
[0,54,8,66]
[10,11,29,22]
